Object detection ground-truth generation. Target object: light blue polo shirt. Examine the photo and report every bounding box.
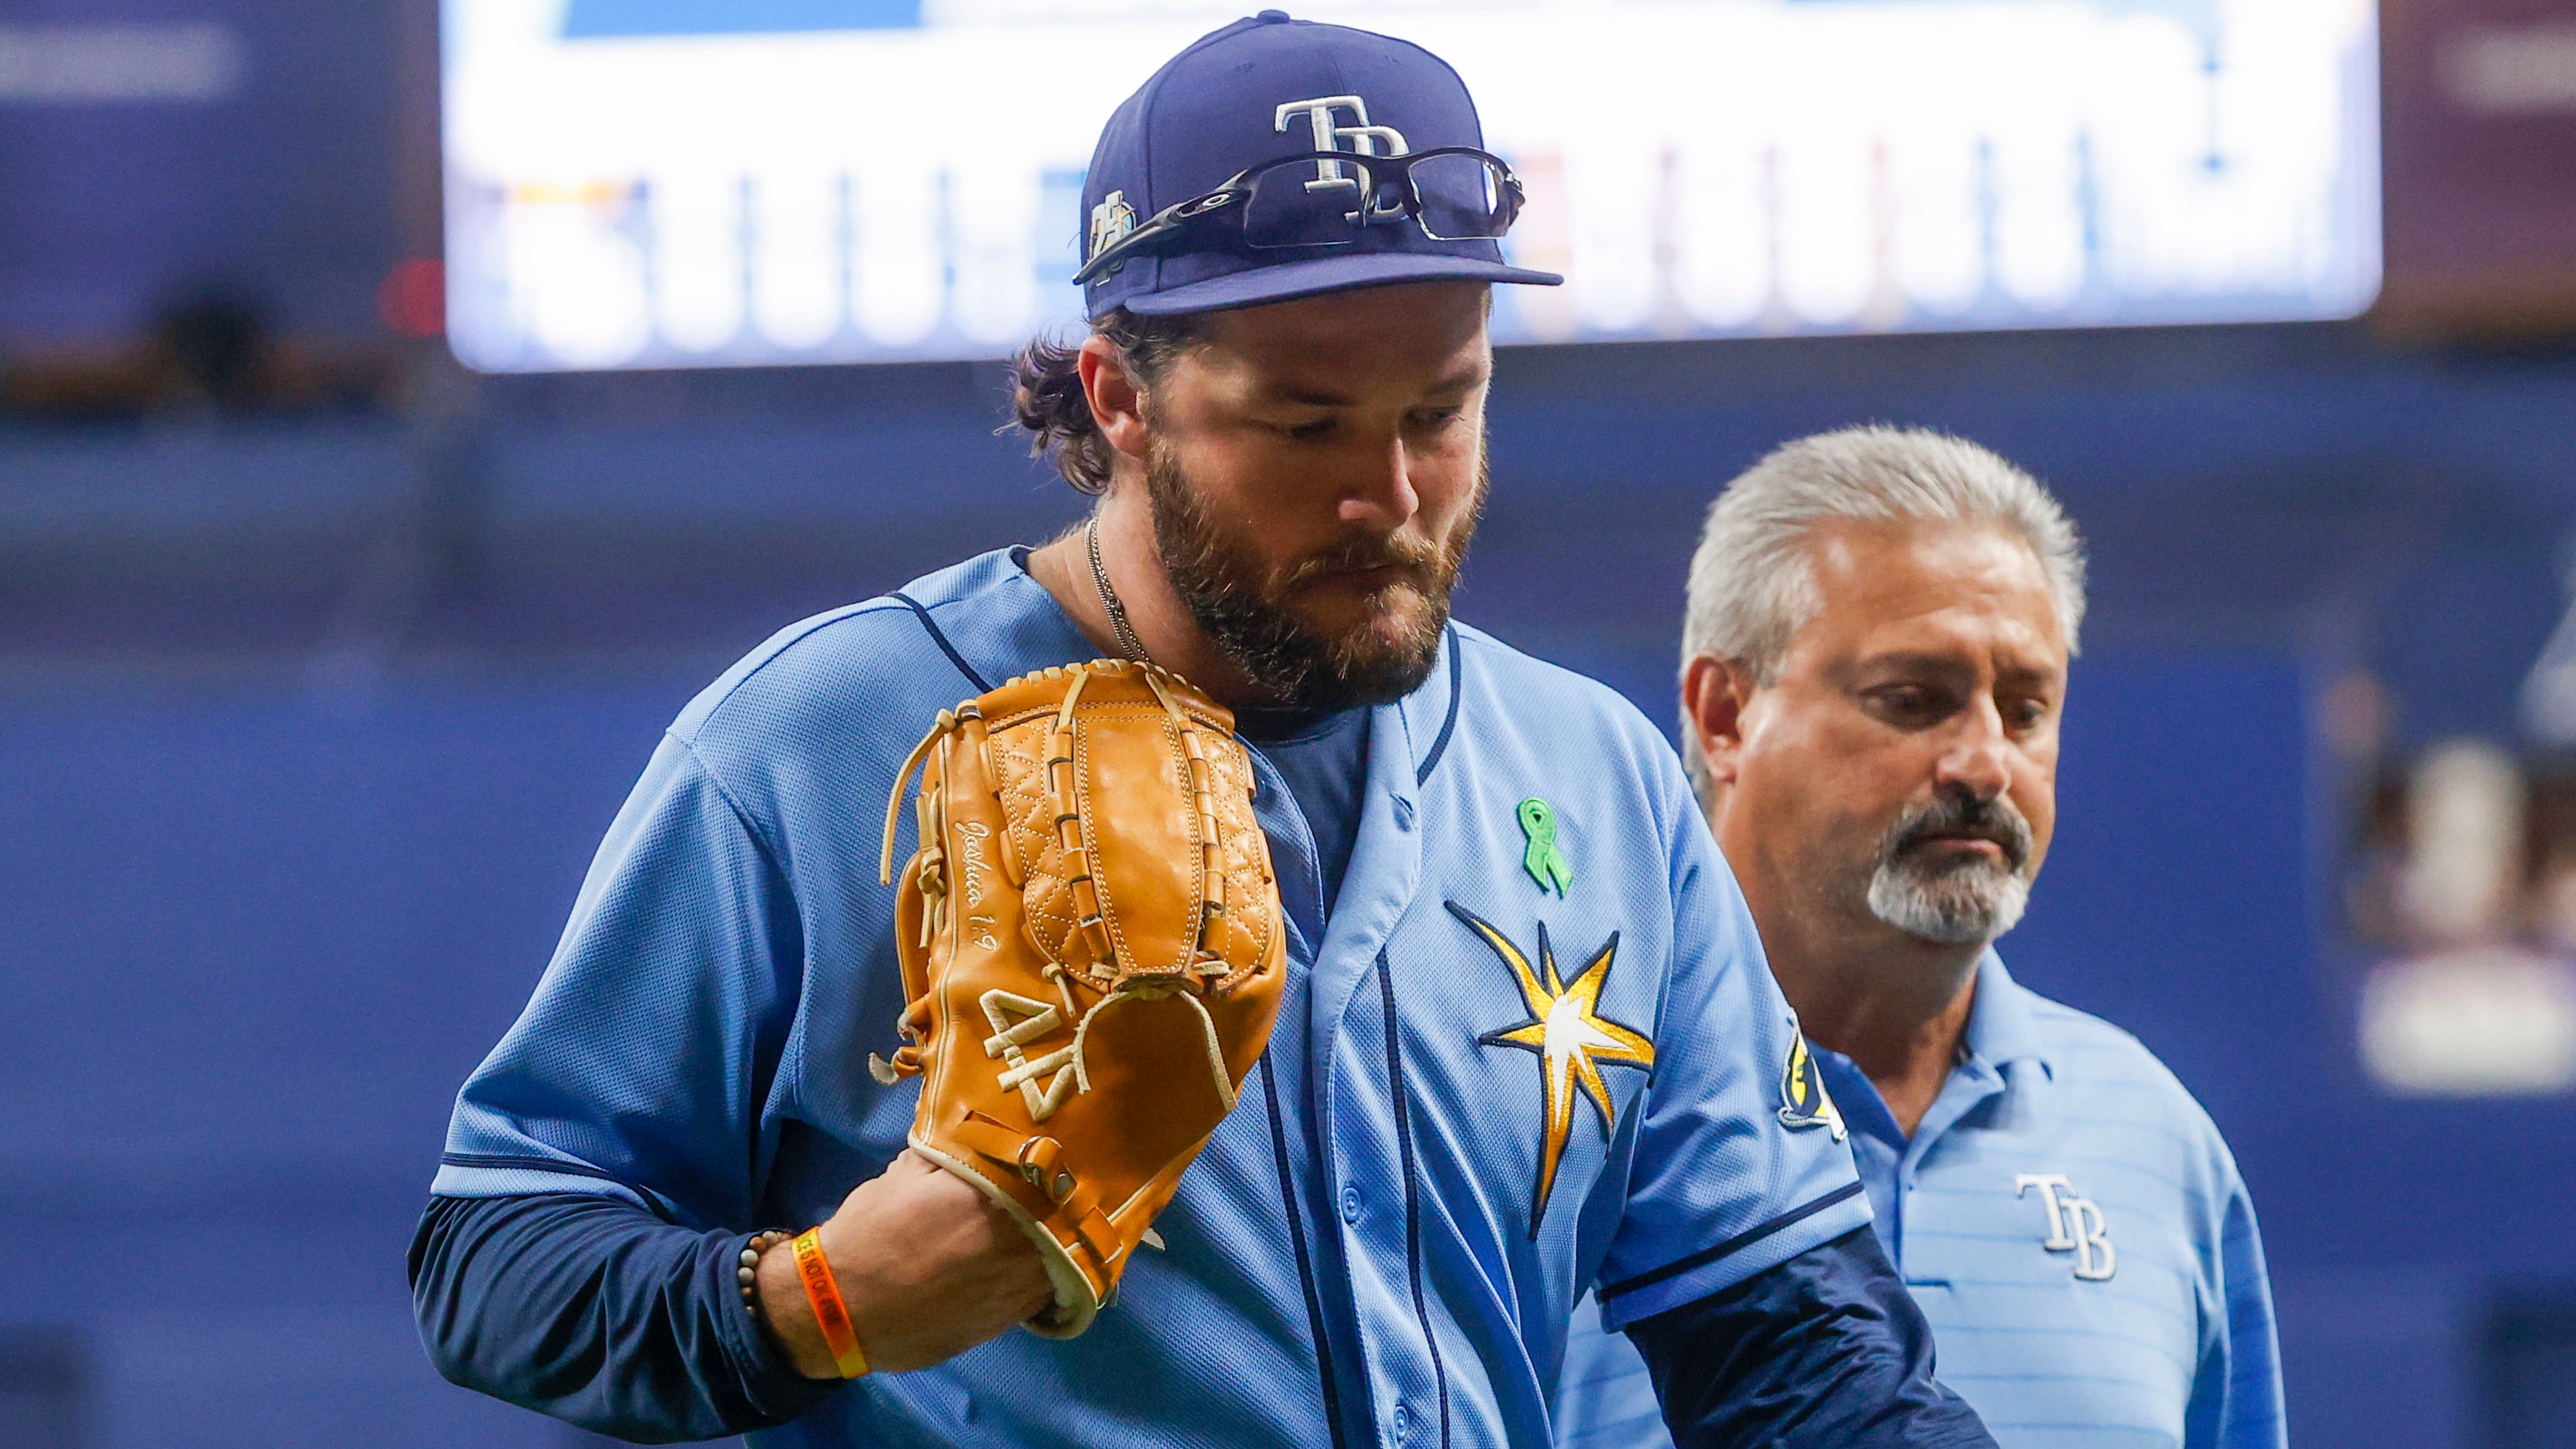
[1554,955,2285,1449]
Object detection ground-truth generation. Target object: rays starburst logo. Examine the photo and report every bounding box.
[1449,901,1655,1236]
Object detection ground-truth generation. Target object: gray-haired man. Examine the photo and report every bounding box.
[1555,427,2285,1449]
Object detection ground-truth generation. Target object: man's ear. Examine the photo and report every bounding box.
[1076,335,1155,465]
[1681,654,1757,787]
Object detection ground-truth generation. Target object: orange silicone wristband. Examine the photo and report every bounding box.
[790,1228,871,1378]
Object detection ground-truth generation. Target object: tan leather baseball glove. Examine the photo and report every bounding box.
[870,658,1287,1338]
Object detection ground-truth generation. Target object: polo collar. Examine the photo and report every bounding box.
[1963,951,2056,1080]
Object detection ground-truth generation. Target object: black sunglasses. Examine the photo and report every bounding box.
[1075,146,1526,285]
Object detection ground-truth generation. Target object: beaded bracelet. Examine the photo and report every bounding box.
[737,1230,794,1317]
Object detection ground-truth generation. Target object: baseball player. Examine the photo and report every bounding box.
[410,18,1995,1447]
[1553,428,2286,1448]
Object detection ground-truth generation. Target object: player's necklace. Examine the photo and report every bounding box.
[1085,516,1153,664]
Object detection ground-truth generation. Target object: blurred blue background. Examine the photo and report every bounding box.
[7,0,2576,1445]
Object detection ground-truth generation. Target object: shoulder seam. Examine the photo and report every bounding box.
[891,590,994,692]
[669,734,802,913]
[659,735,816,1136]
[680,601,911,741]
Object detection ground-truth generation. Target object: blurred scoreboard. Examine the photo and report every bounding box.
[442,0,2381,372]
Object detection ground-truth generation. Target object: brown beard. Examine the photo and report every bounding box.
[1143,441,1486,713]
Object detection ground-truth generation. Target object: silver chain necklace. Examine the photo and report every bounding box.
[1085,516,1152,664]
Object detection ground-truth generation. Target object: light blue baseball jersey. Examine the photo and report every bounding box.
[1554,955,2285,1449]
[434,548,1870,1448]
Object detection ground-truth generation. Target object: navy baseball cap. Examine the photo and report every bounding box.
[1079,10,1562,319]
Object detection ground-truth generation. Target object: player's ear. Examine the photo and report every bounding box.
[1076,335,1155,466]
[1681,654,1757,785]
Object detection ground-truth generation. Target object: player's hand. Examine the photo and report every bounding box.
[756,1150,1053,1377]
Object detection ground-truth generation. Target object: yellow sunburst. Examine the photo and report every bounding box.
[1449,902,1656,1235]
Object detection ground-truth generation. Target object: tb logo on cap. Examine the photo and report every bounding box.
[1275,95,1408,191]
[1087,191,1138,263]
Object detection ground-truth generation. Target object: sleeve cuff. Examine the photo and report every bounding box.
[433,1150,694,1219]
[1594,1183,1874,1330]
[708,1230,847,1424]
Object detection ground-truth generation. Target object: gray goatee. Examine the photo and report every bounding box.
[1865,787,2035,945]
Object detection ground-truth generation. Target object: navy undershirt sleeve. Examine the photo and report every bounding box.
[409,1193,838,1442]
[1626,1225,1995,1448]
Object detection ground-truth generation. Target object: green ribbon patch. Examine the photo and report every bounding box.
[1518,797,1574,897]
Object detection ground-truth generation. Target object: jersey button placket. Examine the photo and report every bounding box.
[1340,1184,1364,1224]
[1392,1402,1411,1442]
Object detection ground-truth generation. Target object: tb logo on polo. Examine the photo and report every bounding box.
[2015,1173,2117,1281]
[1274,94,1409,191]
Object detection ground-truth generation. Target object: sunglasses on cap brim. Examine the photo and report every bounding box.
[1076,146,1526,287]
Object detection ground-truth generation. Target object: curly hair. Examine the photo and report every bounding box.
[1008,309,1208,495]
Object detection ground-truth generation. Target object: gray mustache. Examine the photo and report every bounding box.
[1884,789,2032,873]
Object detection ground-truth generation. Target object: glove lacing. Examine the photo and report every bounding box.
[870,661,1241,1114]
